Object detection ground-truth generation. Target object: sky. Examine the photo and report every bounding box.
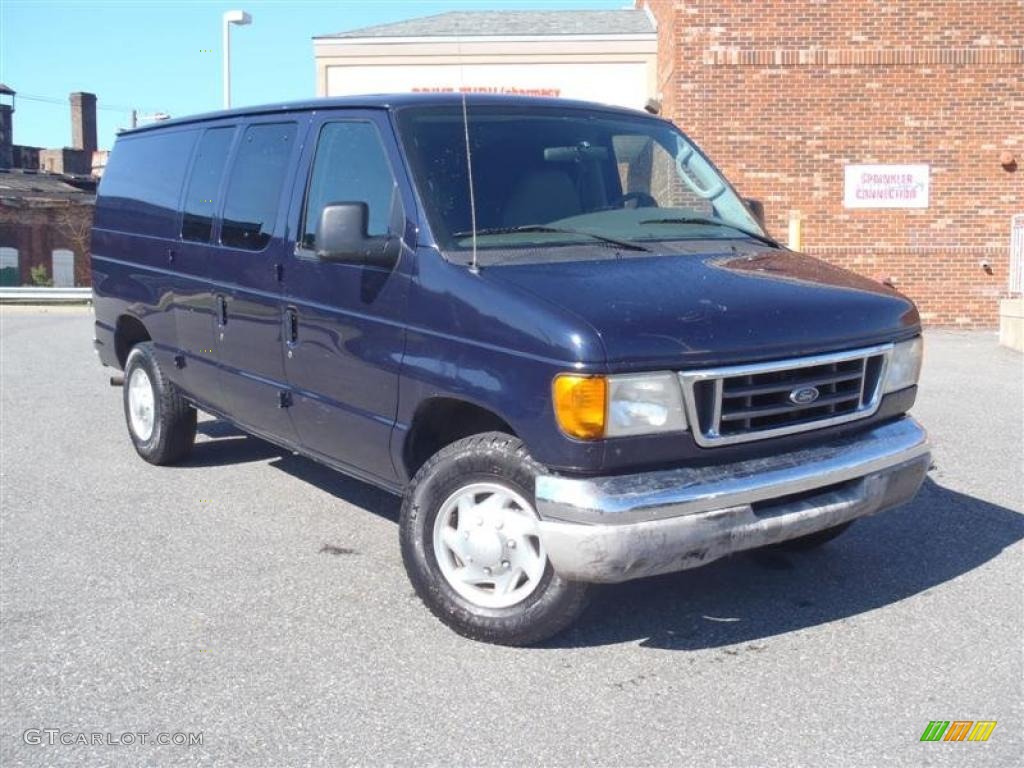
[0,0,625,151]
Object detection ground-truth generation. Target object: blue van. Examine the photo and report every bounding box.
[91,94,929,645]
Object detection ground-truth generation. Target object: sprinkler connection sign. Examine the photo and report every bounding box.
[843,164,930,209]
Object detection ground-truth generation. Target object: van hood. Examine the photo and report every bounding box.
[481,245,920,369]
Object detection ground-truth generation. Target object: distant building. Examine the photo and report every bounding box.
[1,86,99,176]
[38,92,98,175]
[11,145,41,170]
[0,86,98,287]
[0,171,94,287]
[313,10,658,111]
[91,149,110,178]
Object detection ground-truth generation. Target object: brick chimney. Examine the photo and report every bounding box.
[0,104,12,169]
[0,83,14,169]
[70,92,97,153]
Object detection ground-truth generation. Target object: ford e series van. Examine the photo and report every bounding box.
[91,94,929,645]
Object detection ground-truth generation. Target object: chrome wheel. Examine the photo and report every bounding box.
[432,482,547,609]
[127,366,155,441]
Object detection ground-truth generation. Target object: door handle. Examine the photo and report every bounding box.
[285,307,298,346]
[216,295,228,327]
[167,247,176,264]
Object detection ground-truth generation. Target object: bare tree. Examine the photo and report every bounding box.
[55,202,93,285]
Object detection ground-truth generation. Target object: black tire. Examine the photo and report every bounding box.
[400,432,590,646]
[775,521,854,551]
[122,342,196,465]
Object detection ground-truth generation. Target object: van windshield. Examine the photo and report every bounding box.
[394,104,768,260]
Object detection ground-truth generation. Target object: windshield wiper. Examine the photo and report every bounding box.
[639,217,781,248]
[453,225,650,252]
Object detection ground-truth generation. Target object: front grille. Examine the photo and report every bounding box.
[680,345,891,447]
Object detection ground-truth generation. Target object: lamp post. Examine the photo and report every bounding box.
[222,10,252,109]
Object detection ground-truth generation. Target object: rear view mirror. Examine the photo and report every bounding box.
[315,202,399,269]
[543,145,610,163]
[745,198,766,229]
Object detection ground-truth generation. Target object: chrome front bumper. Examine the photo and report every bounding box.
[535,417,930,583]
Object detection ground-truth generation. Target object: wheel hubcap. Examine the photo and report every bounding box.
[433,482,547,609]
[127,367,155,441]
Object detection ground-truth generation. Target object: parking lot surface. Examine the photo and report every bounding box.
[1,306,1021,767]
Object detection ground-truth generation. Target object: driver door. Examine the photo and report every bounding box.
[280,112,414,486]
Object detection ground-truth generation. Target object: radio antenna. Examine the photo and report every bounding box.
[461,93,479,273]
[456,26,479,273]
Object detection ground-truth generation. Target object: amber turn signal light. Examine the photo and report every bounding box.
[552,374,607,440]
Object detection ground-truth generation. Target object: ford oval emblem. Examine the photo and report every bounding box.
[789,386,820,405]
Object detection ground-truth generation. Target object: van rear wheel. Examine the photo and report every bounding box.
[123,342,196,465]
[400,433,590,646]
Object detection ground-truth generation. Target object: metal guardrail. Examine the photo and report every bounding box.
[0,287,93,303]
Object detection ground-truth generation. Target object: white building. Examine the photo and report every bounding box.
[313,9,658,111]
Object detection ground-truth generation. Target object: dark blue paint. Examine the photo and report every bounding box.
[201,118,305,443]
[92,94,921,490]
[278,110,415,483]
[482,247,919,370]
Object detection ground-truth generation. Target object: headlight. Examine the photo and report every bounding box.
[884,336,923,394]
[553,372,687,440]
[606,373,687,437]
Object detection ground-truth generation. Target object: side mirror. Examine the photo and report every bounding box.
[315,202,399,269]
[745,198,766,229]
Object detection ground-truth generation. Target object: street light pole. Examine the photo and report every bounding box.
[222,10,252,109]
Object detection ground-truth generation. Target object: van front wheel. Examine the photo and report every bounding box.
[400,433,590,646]
[123,342,196,465]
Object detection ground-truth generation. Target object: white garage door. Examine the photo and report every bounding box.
[52,249,75,287]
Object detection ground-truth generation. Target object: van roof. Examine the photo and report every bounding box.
[119,92,656,135]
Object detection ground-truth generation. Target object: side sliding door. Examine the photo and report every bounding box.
[205,118,305,444]
[172,122,236,408]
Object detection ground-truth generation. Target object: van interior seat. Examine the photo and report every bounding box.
[502,169,582,227]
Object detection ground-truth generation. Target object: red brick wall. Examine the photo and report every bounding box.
[642,0,1023,326]
[0,204,94,286]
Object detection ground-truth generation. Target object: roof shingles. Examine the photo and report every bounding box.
[318,10,654,39]
[0,171,95,206]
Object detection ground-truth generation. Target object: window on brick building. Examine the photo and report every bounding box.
[51,249,74,287]
[0,247,18,286]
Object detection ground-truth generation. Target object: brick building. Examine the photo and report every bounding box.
[0,87,100,176]
[0,86,98,287]
[641,0,1022,326]
[0,174,94,287]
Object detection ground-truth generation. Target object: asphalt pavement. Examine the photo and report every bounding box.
[1,306,1021,767]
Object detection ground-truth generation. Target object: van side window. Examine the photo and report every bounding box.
[221,122,297,251]
[301,121,399,249]
[181,127,234,243]
[95,130,197,238]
